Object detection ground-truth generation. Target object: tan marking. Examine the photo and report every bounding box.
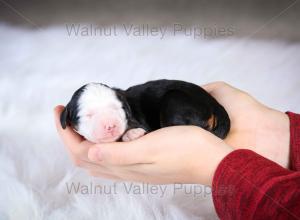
[207,114,217,130]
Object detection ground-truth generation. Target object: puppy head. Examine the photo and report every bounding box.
[60,83,130,143]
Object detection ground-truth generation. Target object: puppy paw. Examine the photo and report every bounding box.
[122,128,146,142]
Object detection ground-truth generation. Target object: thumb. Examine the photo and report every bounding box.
[88,139,154,166]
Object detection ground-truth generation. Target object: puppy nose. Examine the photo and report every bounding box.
[104,124,116,132]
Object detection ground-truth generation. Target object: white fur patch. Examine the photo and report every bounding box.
[76,83,128,143]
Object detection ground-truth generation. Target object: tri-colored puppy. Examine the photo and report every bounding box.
[60,79,230,143]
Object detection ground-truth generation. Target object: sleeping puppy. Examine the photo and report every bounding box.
[60,79,230,143]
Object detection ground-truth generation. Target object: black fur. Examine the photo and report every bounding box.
[124,79,230,139]
[61,79,231,139]
[60,84,86,130]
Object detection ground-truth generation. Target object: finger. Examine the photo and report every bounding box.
[88,139,154,166]
[72,156,109,170]
[88,170,144,182]
[54,105,93,160]
[85,152,158,181]
[87,166,149,182]
[99,169,170,184]
[54,105,84,146]
[72,156,130,180]
[85,162,148,182]
[88,170,123,181]
[202,81,245,96]
[202,81,228,92]
[85,158,174,184]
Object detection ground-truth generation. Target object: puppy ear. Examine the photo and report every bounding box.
[60,107,69,129]
[114,89,132,117]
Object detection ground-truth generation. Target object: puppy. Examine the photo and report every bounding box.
[60,79,230,143]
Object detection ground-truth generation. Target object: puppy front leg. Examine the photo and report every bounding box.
[122,128,146,142]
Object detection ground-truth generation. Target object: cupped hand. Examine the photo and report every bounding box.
[54,105,233,186]
[203,82,290,168]
[54,81,290,185]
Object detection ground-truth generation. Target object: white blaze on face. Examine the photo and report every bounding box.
[76,83,127,143]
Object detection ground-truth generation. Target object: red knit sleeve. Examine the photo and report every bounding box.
[212,149,300,220]
[287,112,300,171]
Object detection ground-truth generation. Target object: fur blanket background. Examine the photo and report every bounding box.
[0,23,299,220]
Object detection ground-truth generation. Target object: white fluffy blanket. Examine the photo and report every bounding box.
[0,23,299,220]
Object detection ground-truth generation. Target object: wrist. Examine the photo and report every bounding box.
[268,110,290,167]
[206,144,234,186]
[249,108,290,168]
[192,139,233,186]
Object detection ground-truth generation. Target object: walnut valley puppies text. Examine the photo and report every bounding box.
[66,23,235,39]
[65,182,216,198]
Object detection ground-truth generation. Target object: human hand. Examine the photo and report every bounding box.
[54,105,233,186]
[202,82,290,168]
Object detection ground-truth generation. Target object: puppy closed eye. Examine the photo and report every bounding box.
[86,113,93,118]
[83,111,94,119]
